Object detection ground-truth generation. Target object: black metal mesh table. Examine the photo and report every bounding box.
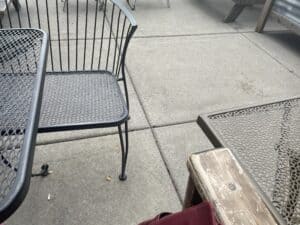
[0,29,48,222]
[198,97,300,225]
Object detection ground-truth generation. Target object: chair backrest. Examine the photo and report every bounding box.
[0,0,137,76]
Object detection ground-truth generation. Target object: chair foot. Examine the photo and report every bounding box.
[119,174,127,181]
[118,121,129,181]
[32,164,50,177]
[166,0,170,8]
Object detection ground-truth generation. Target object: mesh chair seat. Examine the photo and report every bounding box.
[39,71,128,131]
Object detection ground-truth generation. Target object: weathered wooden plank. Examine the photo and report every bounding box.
[187,148,279,225]
[183,175,203,208]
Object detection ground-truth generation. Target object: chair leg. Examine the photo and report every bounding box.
[32,164,50,177]
[12,0,21,11]
[223,3,246,23]
[63,0,67,12]
[98,0,105,10]
[166,0,170,8]
[118,121,129,181]
[127,0,136,10]
[255,0,273,33]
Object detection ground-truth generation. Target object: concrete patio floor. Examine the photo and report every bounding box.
[6,0,300,224]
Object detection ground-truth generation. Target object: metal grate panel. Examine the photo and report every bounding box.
[0,29,43,201]
[206,98,300,224]
[0,28,48,222]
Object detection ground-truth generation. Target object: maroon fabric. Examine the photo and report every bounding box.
[138,202,221,225]
[138,213,171,225]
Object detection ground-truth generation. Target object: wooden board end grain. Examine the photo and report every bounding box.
[187,148,279,225]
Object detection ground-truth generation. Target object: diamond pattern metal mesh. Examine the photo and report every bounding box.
[207,98,300,224]
[39,72,128,129]
[0,29,43,202]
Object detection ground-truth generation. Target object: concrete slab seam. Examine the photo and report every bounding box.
[241,33,300,79]
[125,63,184,205]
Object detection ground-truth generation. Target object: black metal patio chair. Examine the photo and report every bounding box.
[0,0,137,181]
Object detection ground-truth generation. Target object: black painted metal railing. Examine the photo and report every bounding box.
[0,0,137,75]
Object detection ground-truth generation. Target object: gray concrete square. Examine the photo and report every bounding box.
[8,130,181,225]
[127,0,236,37]
[127,34,300,126]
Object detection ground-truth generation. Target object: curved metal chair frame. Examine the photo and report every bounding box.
[0,0,137,181]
